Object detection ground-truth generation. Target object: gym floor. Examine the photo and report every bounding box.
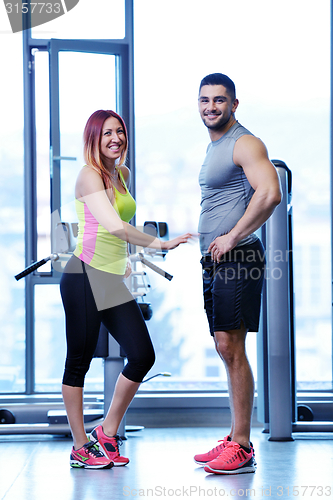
[0,427,332,500]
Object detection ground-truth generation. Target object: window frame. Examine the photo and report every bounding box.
[21,0,135,394]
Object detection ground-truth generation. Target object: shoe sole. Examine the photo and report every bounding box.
[205,465,256,475]
[194,447,257,468]
[196,457,257,466]
[70,460,113,469]
[194,459,208,466]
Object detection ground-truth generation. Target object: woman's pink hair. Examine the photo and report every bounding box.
[83,110,128,189]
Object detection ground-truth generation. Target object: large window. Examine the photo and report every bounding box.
[0,34,25,392]
[0,0,130,394]
[0,0,331,395]
[133,0,332,391]
[34,47,119,392]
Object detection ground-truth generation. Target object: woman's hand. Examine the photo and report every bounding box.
[124,260,132,278]
[163,233,193,250]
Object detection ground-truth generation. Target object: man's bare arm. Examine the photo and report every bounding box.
[208,135,282,261]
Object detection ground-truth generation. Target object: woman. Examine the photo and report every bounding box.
[60,110,191,469]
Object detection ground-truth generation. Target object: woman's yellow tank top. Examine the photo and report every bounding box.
[73,169,136,275]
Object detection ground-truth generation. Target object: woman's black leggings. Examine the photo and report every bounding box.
[60,255,155,387]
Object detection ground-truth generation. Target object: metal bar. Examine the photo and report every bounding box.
[123,0,136,260]
[47,38,127,55]
[293,422,333,432]
[0,421,103,436]
[266,164,294,441]
[256,224,270,426]
[53,156,77,161]
[124,0,136,201]
[49,40,61,268]
[22,24,37,394]
[104,332,126,438]
[139,256,173,281]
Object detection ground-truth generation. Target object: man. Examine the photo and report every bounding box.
[194,73,281,475]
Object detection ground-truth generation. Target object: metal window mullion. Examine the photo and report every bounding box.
[49,42,62,272]
[125,0,135,203]
[23,29,37,394]
[123,0,136,264]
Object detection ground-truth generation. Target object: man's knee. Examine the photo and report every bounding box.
[214,332,235,365]
[214,328,247,365]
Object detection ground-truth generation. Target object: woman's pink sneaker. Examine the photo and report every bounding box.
[90,425,129,466]
[70,441,114,469]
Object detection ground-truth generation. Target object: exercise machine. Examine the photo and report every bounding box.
[257,160,333,440]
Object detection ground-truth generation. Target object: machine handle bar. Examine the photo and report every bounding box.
[138,254,173,281]
[14,253,173,282]
[14,254,59,281]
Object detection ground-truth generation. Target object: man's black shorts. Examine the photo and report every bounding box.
[201,239,265,335]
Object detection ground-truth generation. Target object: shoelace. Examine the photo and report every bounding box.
[212,442,225,453]
[83,441,105,458]
[212,436,229,453]
[113,434,123,452]
[217,441,243,462]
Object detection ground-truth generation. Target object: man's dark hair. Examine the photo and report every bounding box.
[199,73,236,100]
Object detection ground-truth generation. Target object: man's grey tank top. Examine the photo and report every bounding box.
[198,121,258,255]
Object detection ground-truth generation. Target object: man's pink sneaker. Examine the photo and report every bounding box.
[204,440,256,475]
[194,435,231,465]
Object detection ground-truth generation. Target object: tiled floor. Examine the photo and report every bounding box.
[0,427,332,500]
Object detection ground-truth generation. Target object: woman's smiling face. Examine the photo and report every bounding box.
[100,116,126,165]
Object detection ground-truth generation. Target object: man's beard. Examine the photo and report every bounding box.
[203,113,230,131]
